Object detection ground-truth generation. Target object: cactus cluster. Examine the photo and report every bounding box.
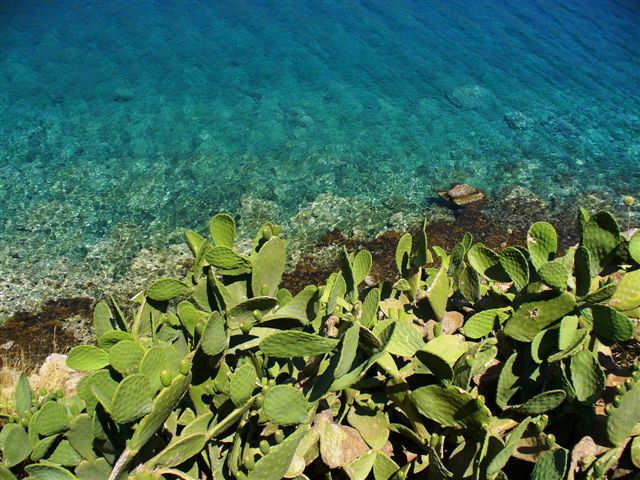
[1,208,639,479]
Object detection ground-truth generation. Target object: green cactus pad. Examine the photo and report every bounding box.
[344,450,377,480]
[583,283,617,304]
[462,308,509,339]
[140,345,180,394]
[537,261,569,290]
[582,211,620,274]
[373,451,400,480]
[467,243,509,282]
[574,246,592,297]
[108,339,144,375]
[204,245,251,273]
[176,301,208,336]
[260,330,338,358]
[248,425,308,480]
[209,212,236,248]
[424,264,449,321]
[35,401,69,436]
[47,439,83,466]
[496,352,519,409]
[411,384,491,430]
[24,463,77,480]
[395,233,412,274]
[383,318,425,357]
[570,350,605,404]
[227,297,278,330]
[558,315,578,350]
[499,247,530,291]
[263,385,310,426]
[1,424,31,467]
[144,432,207,469]
[606,376,640,446]
[252,237,286,297]
[14,371,32,418]
[229,363,257,407]
[66,345,109,371]
[147,278,191,302]
[130,372,192,452]
[510,389,566,414]
[200,312,227,356]
[609,269,640,311]
[66,414,96,461]
[504,292,576,342]
[530,445,567,480]
[351,250,373,288]
[417,334,467,379]
[31,434,61,461]
[335,323,360,378]
[111,374,153,424]
[75,458,112,480]
[347,408,389,450]
[261,285,318,325]
[97,330,133,350]
[528,221,558,270]
[631,435,640,469]
[629,231,640,264]
[458,265,481,303]
[486,418,531,477]
[361,287,380,328]
[591,305,634,345]
[184,228,206,257]
[92,300,114,339]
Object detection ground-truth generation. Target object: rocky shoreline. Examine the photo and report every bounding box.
[0,185,636,369]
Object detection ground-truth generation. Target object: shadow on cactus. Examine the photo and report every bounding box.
[1,209,640,479]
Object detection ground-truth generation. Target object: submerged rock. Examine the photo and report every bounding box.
[438,183,486,206]
[445,84,493,110]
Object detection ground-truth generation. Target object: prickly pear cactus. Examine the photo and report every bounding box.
[2,208,638,480]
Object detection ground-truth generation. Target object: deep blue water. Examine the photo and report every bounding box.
[0,0,639,304]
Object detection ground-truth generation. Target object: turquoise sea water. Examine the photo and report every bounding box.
[1,0,639,312]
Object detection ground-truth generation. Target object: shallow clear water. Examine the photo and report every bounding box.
[1,0,639,311]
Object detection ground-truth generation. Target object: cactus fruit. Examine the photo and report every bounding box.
[527,222,558,270]
[263,385,310,426]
